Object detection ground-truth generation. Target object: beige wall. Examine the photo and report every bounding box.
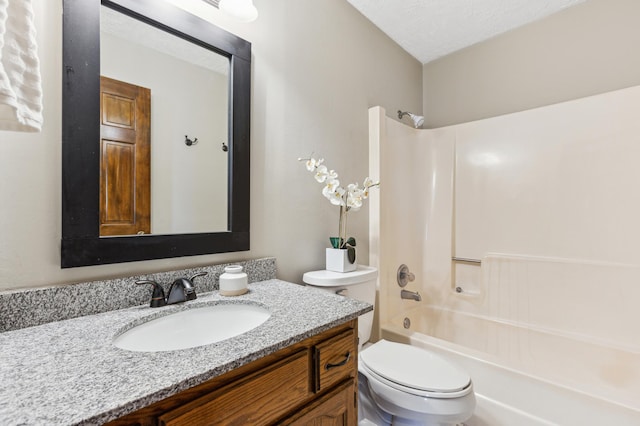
[0,0,422,291]
[423,0,640,128]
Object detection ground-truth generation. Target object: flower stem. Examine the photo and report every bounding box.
[338,204,349,248]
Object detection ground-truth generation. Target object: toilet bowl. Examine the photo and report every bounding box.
[359,339,475,425]
[303,266,476,425]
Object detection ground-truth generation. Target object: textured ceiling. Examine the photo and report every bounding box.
[346,0,587,64]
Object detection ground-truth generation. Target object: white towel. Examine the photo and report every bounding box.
[0,0,43,132]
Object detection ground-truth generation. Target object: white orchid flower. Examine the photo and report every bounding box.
[332,186,347,206]
[300,155,379,252]
[322,177,340,198]
[314,166,338,183]
[362,177,379,198]
[300,154,378,242]
[347,184,364,210]
[314,165,329,182]
[323,179,346,206]
[305,157,324,172]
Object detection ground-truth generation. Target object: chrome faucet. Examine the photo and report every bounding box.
[401,289,422,302]
[166,272,208,305]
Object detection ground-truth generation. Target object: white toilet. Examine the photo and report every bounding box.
[303,266,475,426]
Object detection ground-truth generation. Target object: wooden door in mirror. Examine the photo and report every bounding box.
[99,76,151,237]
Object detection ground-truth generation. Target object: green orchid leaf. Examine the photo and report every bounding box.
[329,237,341,249]
[346,237,356,247]
[347,246,356,264]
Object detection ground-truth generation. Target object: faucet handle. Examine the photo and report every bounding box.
[189,271,208,282]
[135,280,166,308]
[183,272,208,301]
[397,264,415,287]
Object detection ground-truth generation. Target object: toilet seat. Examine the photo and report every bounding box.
[359,340,472,399]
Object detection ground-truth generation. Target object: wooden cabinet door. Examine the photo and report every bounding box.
[99,76,151,236]
[281,380,356,426]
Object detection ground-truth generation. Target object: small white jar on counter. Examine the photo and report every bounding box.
[219,265,248,296]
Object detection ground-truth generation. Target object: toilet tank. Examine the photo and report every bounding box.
[302,266,377,346]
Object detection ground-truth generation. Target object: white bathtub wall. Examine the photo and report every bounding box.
[479,255,640,352]
[422,126,456,307]
[452,85,640,351]
[369,106,428,325]
[454,85,640,264]
[368,107,454,329]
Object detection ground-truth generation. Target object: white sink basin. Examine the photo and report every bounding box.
[113,303,271,352]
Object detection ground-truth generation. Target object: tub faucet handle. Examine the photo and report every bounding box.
[397,264,415,287]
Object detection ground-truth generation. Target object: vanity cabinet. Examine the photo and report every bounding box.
[107,319,358,425]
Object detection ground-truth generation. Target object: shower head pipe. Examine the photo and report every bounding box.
[397,110,424,129]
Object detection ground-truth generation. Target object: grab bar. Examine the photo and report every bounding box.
[452,256,481,265]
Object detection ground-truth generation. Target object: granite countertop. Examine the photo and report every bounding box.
[0,279,372,425]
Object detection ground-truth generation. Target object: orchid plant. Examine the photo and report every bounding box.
[299,156,379,263]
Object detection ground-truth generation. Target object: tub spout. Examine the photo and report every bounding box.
[401,289,422,301]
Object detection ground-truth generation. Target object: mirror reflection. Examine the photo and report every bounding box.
[99,7,229,236]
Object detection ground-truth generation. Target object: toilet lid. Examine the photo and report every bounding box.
[360,340,470,393]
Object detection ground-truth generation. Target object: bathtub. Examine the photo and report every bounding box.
[380,305,640,425]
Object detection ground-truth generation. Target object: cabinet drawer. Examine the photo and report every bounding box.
[158,350,311,426]
[315,329,357,392]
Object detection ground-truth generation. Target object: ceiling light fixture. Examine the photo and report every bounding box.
[217,0,259,22]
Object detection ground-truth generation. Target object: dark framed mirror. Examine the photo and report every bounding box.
[62,0,251,268]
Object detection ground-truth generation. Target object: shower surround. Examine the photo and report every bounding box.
[368,86,640,424]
